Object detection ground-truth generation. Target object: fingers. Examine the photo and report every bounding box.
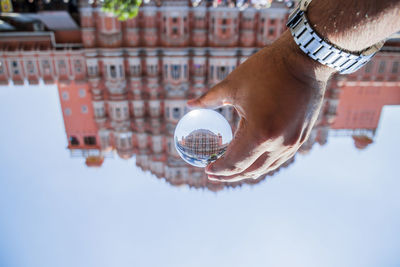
[205,118,265,176]
[187,80,233,109]
[207,152,271,182]
[207,149,297,182]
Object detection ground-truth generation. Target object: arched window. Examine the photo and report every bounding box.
[110,65,117,78]
[173,107,180,119]
[171,65,181,80]
[217,66,228,80]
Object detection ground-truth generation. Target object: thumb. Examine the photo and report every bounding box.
[187,81,232,109]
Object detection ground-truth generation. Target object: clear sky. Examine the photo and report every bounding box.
[0,83,399,267]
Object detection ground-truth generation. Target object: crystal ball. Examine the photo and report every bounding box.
[174,109,233,168]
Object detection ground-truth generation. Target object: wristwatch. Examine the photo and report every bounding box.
[286,0,384,74]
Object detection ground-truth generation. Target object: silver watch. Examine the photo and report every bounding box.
[286,0,384,74]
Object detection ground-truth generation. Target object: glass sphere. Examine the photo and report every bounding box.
[174,109,233,168]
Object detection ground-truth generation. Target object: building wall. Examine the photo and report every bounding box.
[58,80,100,150]
[332,53,400,130]
[3,0,400,189]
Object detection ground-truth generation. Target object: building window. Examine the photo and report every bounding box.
[26,60,35,74]
[365,62,373,73]
[110,65,117,78]
[134,107,143,116]
[79,89,86,98]
[123,106,129,117]
[88,65,98,76]
[172,27,178,35]
[130,65,141,76]
[172,17,177,23]
[101,135,109,147]
[268,28,275,36]
[222,28,226,34]
[378,61,386,73]
[173,107,180,119]
[84,136,96,146]
[62,91,69,100]
[261,18,265,23]
[270,19,276,25]
[210,66,214,79]
[171,65,181,80]
[391,61,399,73]
[222,18,227,25]
[12,60,19,75]
[0,61,3,74]
[194,64,203,76]
[58,60,67,75]
[216,66,229,80]
[69,136,79,146]
[74,60,82,73]
[65,108,72,116]
[81,105,88,113]
[164,64,168,78]
[184,64,187,79]
[148,65,158,75]
[42,60,51,75]
[115,107,121,118]
[94,106,105,117]
[119,65,123,77]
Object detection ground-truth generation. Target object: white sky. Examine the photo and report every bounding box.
[0,83,399,267]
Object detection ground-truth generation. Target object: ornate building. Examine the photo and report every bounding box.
[178,129,224,157]
[1,0,399,190]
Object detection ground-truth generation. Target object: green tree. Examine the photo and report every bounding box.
[101,0,142,21]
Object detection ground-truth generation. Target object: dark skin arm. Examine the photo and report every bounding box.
[188,0,400,182]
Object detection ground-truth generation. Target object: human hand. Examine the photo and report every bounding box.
[187,31,335,182]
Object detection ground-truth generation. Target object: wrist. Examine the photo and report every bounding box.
[274,30,335,85]
[306,0,399,52]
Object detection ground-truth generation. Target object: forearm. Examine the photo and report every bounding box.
[308,0,400,51]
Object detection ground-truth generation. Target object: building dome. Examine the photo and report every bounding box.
[85,156,104,167]
[117,149,134,160]
[352,135,373,150]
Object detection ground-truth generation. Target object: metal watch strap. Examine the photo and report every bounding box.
[287,0,384,74]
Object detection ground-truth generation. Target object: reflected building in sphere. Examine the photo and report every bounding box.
[176,129,227,167]
[178,129,224,158]
[1,0,400,190]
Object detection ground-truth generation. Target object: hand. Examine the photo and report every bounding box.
[187,31,334,182]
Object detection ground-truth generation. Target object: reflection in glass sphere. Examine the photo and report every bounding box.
[174,109,233,168]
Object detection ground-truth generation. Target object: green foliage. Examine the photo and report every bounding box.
[101,0,142,21]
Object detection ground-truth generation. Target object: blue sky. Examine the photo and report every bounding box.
[0,83,399,267]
